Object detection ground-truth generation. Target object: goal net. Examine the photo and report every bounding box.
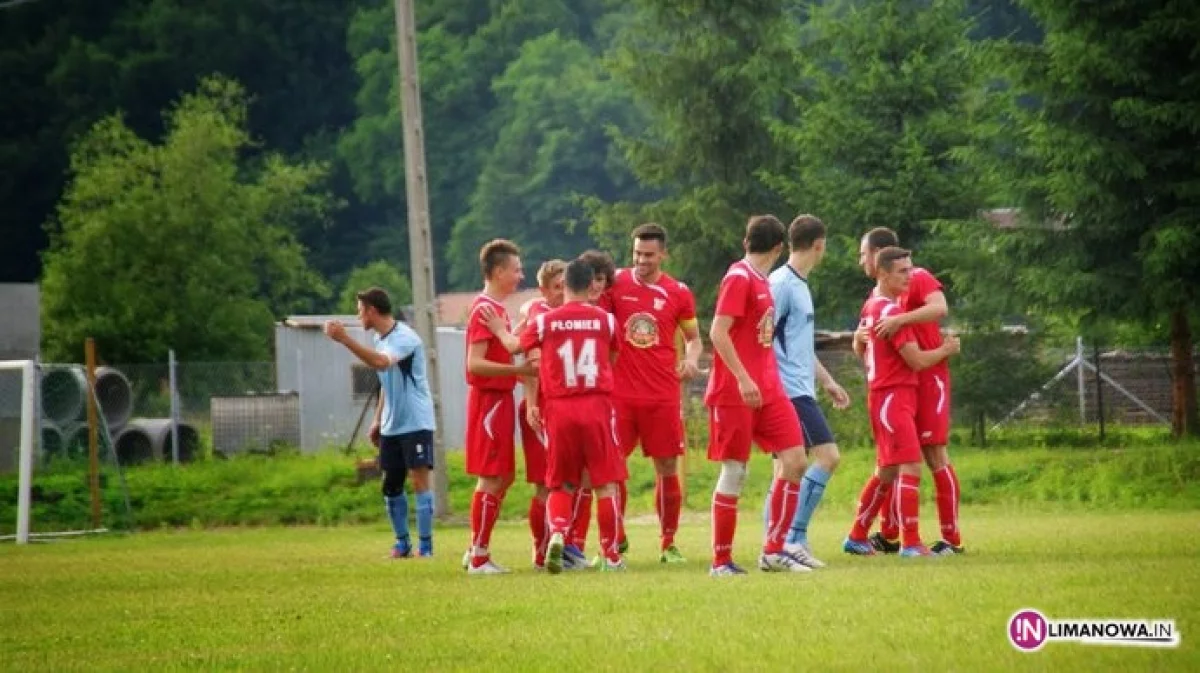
[0,360,130,543]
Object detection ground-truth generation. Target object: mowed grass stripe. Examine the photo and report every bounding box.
[1,510,1197,672]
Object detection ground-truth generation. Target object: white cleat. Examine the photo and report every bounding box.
[466,558,510,575]
[461,549,472,571]
[784,542,826,569]
[758,551,814,573]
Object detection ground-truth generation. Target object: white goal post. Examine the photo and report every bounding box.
[1,360,36,544]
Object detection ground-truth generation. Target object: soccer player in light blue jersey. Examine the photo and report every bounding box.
[325,287,438,559]
[760,215,851,569]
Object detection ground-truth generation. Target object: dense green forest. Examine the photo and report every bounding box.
[1,0,1195,434]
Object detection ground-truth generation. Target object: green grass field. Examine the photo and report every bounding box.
[2,508,1196,672]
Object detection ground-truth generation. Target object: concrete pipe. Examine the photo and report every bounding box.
[40,421,64,459]
[116,418,200,465]
[95,367,133,431]
[61,421,89,460]
[40,367,86,425]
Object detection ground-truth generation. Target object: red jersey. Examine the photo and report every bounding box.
[608,268,697,403]
[704,260,784,406]
[520,301,618,399]
[861,296,918,391]
[465,294,517,391]
[902,267,946,356]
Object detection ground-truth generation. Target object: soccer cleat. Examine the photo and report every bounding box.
[466,558,510,575]
[758,551,814,573]
[461,549,472,570]
[418,538,433,558]
[842,537,876,556]
[900,544,933,558]
[869,532,901,554]
[416,549,433,559]
[930,540,965,556]
[545,532,565,575]
[618,535,629,555]
[659,545,687,564]
[391,542,412,559]
[784,542,826,569]
[709,562,749,577]
[561,544,588,571]
[597,556,627,572]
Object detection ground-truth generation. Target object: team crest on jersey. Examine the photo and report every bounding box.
[625,312,659,348]
[653,297,666,311]
[757,308,775,347]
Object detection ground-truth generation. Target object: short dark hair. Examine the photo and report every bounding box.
[577,249,616,289]
[788,214,826,251]
[875,246,911,273]
[864,227,899,251]
[479,239,520,279]
[745,215,786,254]
[632,222,667,247]
[355,287,392,316]
[563,258,594,294]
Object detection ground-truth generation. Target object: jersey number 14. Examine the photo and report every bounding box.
[556,338,599,389]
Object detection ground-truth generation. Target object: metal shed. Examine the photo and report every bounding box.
[274,316,500,453]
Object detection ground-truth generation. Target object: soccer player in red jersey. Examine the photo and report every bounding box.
[462,239,536,574]
[607,223,702,563]
[858,227,964,556]
[519,259,629,573]
[842,247,960,557]
[512,260,566,569]
[705,215,812,575]
[550,249,618,565]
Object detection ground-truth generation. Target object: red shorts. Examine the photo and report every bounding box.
[465,388,515,478]
[517,398,547,485]
[614,398,685,459]
[706,396,804,463]
[543,396,628,489]
[869,386,921,467]
[916,368,951,447]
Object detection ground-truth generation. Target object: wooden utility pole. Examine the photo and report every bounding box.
[393,0,449,516]
[85,338,101,528]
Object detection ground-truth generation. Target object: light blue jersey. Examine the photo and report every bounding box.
[769,263,817,399]
[375,321,436,436]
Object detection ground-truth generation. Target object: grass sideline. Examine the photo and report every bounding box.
[0,509,1196,671]
[2,437,1197,534]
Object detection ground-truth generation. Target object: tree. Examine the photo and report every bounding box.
[445,32,643,287]
[340,0,611,290]
[1,0,362,285]
[41,77,331,364]
[586,0,799,308]
[765,0,989,325]
[981,0,1200,436]
[339,261,413,314]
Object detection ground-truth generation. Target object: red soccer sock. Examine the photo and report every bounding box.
[545,490,573,536]
[597,495,623,563]
[529,495,548,559]
[470,490,503,567]
[848,475,887,541]
[898,473,922,548]
[711,492,739,567]
[764,478,801,554]
[934,465,962,546]
[879,479,899,541]
[569,489,593,551]
[656,474,682,550]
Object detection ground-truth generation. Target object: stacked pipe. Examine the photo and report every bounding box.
[40,365,146,462]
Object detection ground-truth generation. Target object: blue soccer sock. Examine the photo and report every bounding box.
[787,465,831,546]
[385,493,410,549]
[415,490,434,553]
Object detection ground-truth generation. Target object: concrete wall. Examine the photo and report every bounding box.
[0,284,39,361]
